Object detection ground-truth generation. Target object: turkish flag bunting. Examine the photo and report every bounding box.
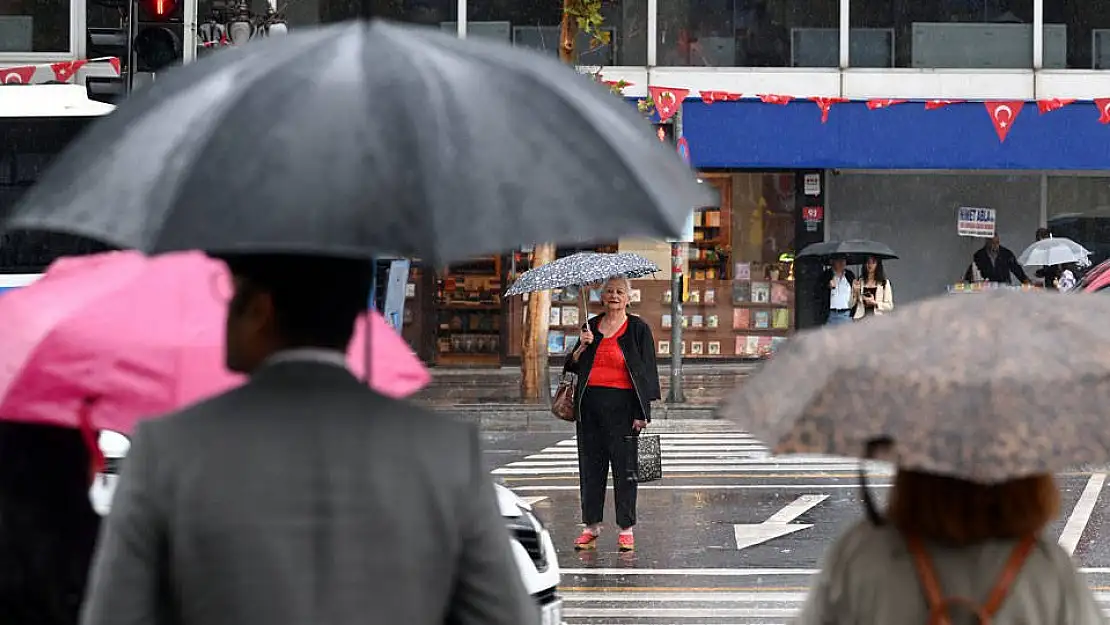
[984,101,1025,142]
[649,86,690,122]
[0,65,36,84]
[108,57,121,75]
[1036,98,1075,114]
[866,99,908,110]
[700,90,741,104]
[51,60,87,82]
[758,94,793,105]
[924,99,963,110]
[811,97,848,123]
[1095,99,1110,124]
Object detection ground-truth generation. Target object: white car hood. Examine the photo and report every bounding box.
[494,483,528,517]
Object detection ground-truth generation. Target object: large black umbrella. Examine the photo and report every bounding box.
[3,21,710,265]
[797,240,898,266]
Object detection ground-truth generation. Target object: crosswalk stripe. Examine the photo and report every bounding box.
[493,465,892,475]
[509,457,860,467]
[494,432,890,477]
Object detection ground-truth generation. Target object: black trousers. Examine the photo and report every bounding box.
[577,386,638,529]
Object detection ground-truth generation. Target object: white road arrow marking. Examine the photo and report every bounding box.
[733,495,828,550]
[520,496,549,506]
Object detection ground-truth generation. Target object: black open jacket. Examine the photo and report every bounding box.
[562,313,661,422]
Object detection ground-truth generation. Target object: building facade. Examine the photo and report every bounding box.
[4,0,1109,364]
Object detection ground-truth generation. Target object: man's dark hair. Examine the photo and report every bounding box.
[218,254,373,350]
[1036,227,1051,241]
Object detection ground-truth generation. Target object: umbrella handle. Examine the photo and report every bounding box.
[578,288,588,328]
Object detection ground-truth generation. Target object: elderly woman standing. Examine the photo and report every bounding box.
[563,276,661,552]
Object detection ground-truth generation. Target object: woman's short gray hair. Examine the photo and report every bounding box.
[605,276,633,292]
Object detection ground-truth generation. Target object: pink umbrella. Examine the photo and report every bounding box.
[0,251,430,438]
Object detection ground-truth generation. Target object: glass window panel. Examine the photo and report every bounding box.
[1045,0,1110,69]
[850,0,1035,68]
[1047,176,1110,268]
[657,0,837,68]
[464,0,646,66]
[0,0,70,52]
[193,0,456,59]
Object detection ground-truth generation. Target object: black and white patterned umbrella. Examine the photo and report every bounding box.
[505,252,659,296]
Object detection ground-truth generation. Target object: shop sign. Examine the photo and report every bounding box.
[802,205,824,232]
[804,173,821,196]
[957,207,996,238]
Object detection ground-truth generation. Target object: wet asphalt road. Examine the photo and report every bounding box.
[481,422,1110,625]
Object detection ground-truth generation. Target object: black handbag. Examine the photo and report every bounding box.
[626,434,662,483]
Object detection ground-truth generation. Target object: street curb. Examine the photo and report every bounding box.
[431,404,724,432]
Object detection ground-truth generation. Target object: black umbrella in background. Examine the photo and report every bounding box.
[2,20,712,265]
[797,240,899,266]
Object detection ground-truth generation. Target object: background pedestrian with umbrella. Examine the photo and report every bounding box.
[720,291,1110,624]
[1019,234,1091,290]
[1,14,708,624]
[797,240,898,326]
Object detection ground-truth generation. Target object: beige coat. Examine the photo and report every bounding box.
[850,280,894,320]
[797,521,1105,625]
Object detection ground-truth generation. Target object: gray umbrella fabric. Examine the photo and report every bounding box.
[3,20,711,265]
[717,290,1110,484]
[504,252,659,296]
[797,240,898,266]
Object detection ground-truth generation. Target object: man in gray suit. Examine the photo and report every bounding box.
[82,254,538,625]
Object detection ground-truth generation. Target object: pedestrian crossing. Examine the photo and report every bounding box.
[559,592,1110,624]
[491,432,893,477]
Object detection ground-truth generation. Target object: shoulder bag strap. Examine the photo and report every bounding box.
[907,533,1037,625]
[980,535,1037,618]
[906,534,947,620]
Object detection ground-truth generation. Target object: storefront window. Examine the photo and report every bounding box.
[1045,0,1110,69]
[0,0,70,52]
[850,0,1035,68]
[461,0,646,66]
[617,172,797,359]
[656,0,837,67]
[190,0,455,58]
[1046,176,1110,267]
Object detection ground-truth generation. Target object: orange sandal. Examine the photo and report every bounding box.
[574,529,599,551]
[618,532,635,551]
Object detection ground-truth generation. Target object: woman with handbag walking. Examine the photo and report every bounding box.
[562,276,660,552]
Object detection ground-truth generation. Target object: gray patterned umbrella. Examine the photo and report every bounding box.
[504,252,659,296]
[717,290,1110,484]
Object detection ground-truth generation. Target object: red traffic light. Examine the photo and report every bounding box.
[143,0,177,20]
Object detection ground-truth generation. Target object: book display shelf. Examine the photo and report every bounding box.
[434,256,503,365]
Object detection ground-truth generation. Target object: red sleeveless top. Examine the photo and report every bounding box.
[587,320,633,389]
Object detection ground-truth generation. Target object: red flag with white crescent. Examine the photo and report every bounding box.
[50,60,87,82]
[1095,99,1110,125]
[1036,98,1074,114]
[924,99,962,110]
[758,94,793,105]
[811,97,848,123]
[699,90,741,104]
[648,86,689,122]
[984,101,1025,142]
[0,65,36,84]
[866,99,907,110]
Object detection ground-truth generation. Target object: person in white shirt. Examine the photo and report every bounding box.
[820,256,855,327]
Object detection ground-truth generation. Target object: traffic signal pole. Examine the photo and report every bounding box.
[126,0,138,94]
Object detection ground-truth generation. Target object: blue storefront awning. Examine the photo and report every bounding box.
[674,100,1110,171]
